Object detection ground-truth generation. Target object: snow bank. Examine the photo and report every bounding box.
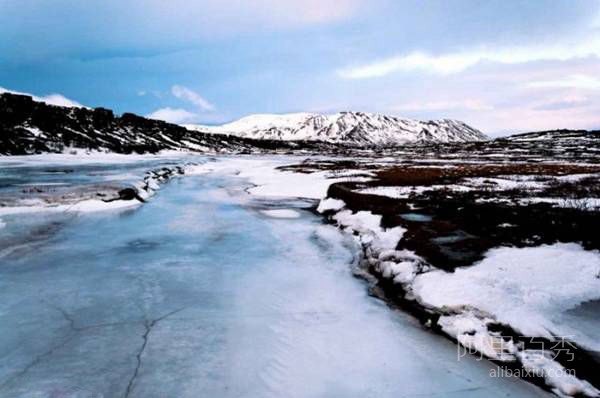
[413,243,600,349]
[517,350,599,397]
[438,311,518,362]
[316,198,345,213]
[318,196,428,291]
[332,210,405,255]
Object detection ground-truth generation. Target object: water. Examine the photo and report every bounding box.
[0,161,549,397]
[400,213,433,222]
[431,230,473,245]
[553,299,600,354]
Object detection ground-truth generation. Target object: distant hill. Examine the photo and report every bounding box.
[186,112,487,146]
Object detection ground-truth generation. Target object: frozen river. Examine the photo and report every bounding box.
[0,158,549,397]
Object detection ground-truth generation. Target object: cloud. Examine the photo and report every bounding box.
[38,94,85,108]
[143,0,363,31]
[146,85,218,124]
[594,11,600,28]
[526,74,600,90]
[0,86,85,108]
[476,103,600,137]
[533,95,590,111]
[146,107,198,124]
[337,39,600,79]
[171,85,215,111]
[393,99,494,113]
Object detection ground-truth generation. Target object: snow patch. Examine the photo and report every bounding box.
[412,243,600,349]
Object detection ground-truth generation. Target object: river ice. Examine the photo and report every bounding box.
[0,158,551,397]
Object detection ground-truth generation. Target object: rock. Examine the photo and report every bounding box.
[117,188,144,202]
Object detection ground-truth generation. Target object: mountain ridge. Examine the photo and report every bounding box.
[185,111,488,146]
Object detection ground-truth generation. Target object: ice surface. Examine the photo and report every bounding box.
[0,164,549,398]
[259,209,301,218]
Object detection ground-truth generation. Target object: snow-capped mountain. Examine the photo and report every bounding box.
[186,112,488,146]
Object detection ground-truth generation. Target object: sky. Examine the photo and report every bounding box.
[1,0,600,136]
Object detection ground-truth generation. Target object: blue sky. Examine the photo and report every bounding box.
[1,0,599,136]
